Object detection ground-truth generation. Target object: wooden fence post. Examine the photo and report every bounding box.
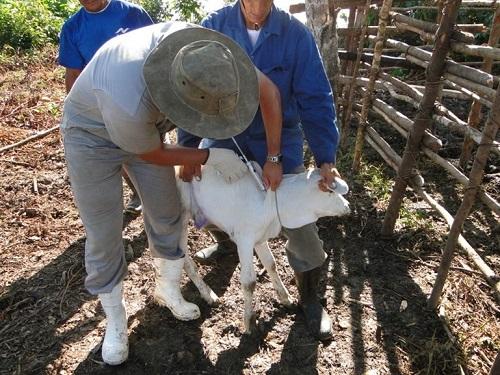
[351,0,394,171]
[459,5,500,167]
[381,0,462,236]
[429,83,500,308]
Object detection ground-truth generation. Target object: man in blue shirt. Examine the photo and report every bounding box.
[178,0,340,341]
[59,0,153,213]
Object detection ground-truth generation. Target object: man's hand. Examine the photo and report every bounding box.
[318,163,340,192]
[263,161,283,191]
[179,164,202,182]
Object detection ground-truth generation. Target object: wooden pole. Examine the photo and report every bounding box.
[370,97,442,151]
[381,0,462,237]
[423,148,500,215]
[381,37,496,89]
[340,0,371,148]
[434,115,500,156]
[390,11,475,43]
[360,116,500,302]
[445,80,493,108]
[429,83,500,308]
[345,70,499,154]
[0,125,59,154]
[352,0,394,172]
[338,24,487,36]
[416,185,500,304]
[436,0,444,24]
[459,5,500,168]
[341,6,358,75]
[338,51,413,68]
[450,41,500,60]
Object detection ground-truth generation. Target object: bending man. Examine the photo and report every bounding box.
[61,22,281,365]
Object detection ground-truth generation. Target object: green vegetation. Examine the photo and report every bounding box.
[137,0,205,23]
[0,0,205,51]
[356,162,431,230]
[0,0,78,50]
[358,163,393,203]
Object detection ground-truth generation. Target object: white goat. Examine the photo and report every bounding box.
[177,161,350,334]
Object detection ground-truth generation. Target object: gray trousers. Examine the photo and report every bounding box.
[282,165,327,272]
[282,223,326,272]
[63,127,183,295]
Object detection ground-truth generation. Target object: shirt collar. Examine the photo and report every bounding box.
[228,1,281,36]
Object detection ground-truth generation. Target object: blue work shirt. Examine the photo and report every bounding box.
[178,1,339,173]
[59,0,153,70]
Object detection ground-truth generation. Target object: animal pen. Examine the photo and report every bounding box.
[293,0,499,370]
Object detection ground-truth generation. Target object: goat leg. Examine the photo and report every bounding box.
[254,242,293,307]
[183,255,219,305]
[236,238,258,335]
[179,212,219,305]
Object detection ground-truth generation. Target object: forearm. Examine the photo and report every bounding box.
[65,68,82,93]
[257,70,282,156]
[139,145,209,166]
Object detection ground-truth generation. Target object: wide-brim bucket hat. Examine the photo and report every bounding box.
[143,26,259,140]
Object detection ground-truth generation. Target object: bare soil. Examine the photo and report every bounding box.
[0,47,498,375]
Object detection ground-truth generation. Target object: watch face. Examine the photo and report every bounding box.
[267,154,282,163]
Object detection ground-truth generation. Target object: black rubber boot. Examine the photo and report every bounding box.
[194,229,237,264]
[295,268,332,341]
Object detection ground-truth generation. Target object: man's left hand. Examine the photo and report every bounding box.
[319,163,340,192]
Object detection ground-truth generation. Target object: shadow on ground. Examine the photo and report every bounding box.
[1,182,464,374]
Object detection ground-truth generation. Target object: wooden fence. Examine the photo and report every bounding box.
[291,0,500,348]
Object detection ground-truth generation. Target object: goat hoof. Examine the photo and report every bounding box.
[201,290,220,306]
[243,312,258,335]
[279,293,294,308]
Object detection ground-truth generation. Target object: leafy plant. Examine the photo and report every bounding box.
[358,163,393,203]
[0,0,76,50]
[137,0,170,22]
[167,0,205,23]
[136,0,205,23]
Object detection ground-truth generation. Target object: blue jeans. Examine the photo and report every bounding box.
[62,127,183,294]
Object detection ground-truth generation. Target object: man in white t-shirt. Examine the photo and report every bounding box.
[61,22,282,365]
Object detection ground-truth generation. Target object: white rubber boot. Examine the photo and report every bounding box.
[153,257,200,321]
[98,282,128,365]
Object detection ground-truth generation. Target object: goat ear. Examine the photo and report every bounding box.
[306,168,321,180]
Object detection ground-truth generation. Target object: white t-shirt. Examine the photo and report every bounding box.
[247,28,261,47]
[61,22,190,154]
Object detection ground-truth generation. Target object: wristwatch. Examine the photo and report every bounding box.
[266,153,283,163]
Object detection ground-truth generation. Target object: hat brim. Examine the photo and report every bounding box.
[143,25,259,140]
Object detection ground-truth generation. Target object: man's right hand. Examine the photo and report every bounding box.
[179,164,201,182]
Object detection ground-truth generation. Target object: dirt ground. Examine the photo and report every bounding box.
[0,47,498,375]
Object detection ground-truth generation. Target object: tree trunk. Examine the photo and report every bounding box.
[322,0,341,106]
[305,0,330,46]
[381,0,462,236]
[305,0,341,113]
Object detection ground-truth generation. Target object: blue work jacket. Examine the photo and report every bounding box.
[178,1,339,173]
